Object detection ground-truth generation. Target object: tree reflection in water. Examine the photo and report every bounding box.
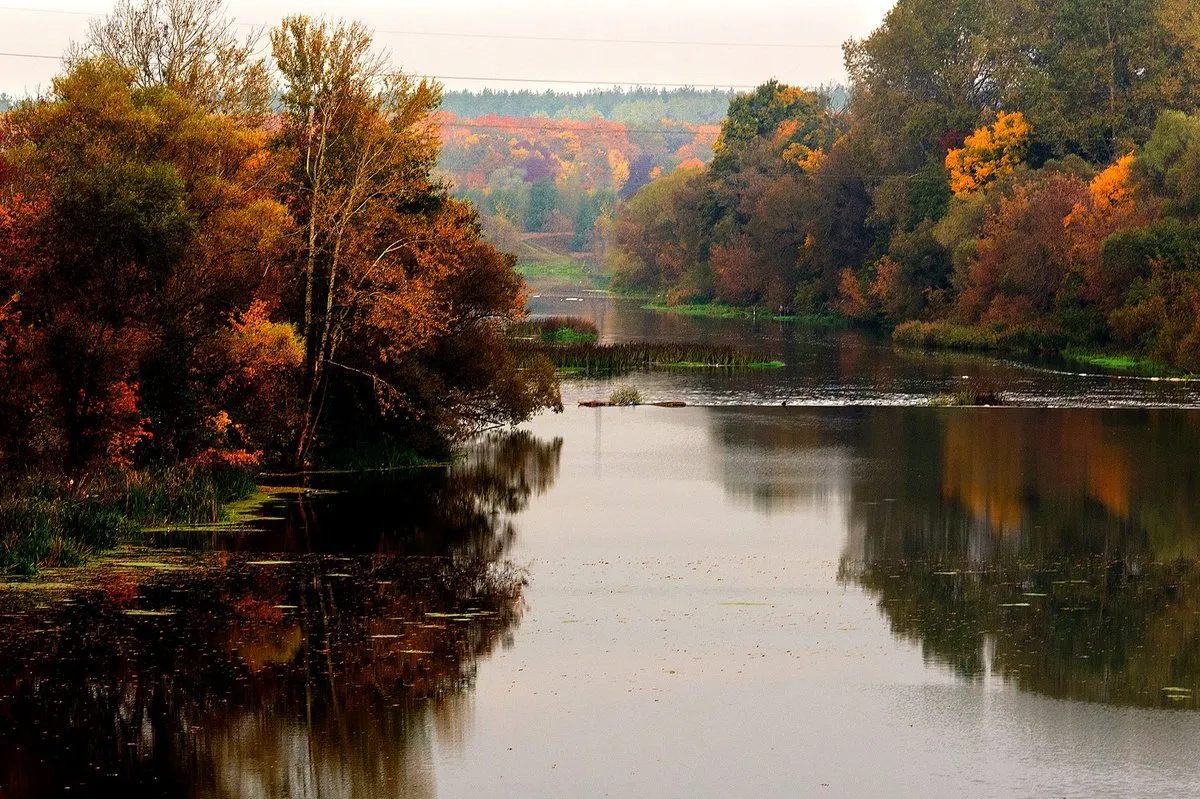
[0,429,562,798]
[840,408,1200,709]
[710,406,1200,708]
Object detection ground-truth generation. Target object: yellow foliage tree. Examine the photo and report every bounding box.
[1065,153,1135,227]
[945,111,1032,196]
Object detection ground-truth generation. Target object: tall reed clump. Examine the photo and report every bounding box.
[513,340,777,375]
[608,384,643,406]
[892,320,999,351]
[0,465,258,575]
[510,316,600,344]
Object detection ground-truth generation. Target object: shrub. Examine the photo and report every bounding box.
[608,384,642,406]
[892,320,998,351]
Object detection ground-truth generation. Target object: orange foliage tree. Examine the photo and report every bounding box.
[0,59,290,468]
[271,16,559,465]
[945,112,1032,196]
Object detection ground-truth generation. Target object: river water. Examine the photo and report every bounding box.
[4,290,1200,797]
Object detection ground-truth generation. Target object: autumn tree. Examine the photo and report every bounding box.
[271,16,558,465]
[78,0,271,119]
[945,111,1032,196]
[0,59,291,468]
[955,174,1089,335]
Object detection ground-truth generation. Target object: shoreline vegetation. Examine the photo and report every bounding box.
[515,256,611,290]
[641,301,847,328]
[0,466,258,574]
[511,318,783,375]
[603,1,1200,379]
[0,2,563,575]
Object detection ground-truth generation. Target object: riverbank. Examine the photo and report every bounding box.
[641,301,847,327]
[516,257,611,290]
[0,466,258,575]
[890,319,1200,379]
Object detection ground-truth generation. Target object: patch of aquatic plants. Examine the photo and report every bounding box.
[608,384,643,406]
[893,320,1065,355]
[514,339,780,375]
[0,465,258,574]
[510,316,600,344]
[929,383,1006,406]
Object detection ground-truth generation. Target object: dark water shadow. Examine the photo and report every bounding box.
[0,429,563,798]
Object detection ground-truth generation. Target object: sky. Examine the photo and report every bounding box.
[0,0,897,98]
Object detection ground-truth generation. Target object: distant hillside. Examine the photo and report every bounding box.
[440,87,737,124]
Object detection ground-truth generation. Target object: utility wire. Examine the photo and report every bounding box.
[0,50,761,89]
[0,51,60,60]
[0,4,843,49]
[418,75,755,89]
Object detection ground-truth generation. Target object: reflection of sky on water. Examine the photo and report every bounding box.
[443,404,1200,797]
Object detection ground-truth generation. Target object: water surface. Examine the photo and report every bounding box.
[5,296,1200,797]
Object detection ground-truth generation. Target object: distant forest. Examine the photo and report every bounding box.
[440,87,738,124]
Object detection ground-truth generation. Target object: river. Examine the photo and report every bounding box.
[3,289,1200,797]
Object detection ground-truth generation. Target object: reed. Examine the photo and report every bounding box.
[513,339,779,375]
[0,464,258,574]
[510,316,599,344]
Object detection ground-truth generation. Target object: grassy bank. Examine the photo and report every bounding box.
[891,320,1198,379]
[1063,351,1194,378]
[516,257,611,289]
[0,466,258,575]
[642,302,847,327]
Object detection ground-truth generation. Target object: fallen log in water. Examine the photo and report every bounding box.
[576,400,688,407]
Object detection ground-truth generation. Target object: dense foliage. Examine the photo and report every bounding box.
[610,0,1200,370]
[0,1,561,476]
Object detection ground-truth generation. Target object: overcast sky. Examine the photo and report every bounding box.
[0,0,896,98]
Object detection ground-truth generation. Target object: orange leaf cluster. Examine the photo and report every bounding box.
[945,111,1031,196]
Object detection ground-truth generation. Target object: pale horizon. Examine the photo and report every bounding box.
[0,0,896,98]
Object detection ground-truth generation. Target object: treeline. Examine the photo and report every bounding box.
[436,112,719,253]
[440,87,737,124]
[0,0,561,476]
[610,0,1200,370]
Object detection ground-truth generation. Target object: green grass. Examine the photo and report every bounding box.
[642,302,846,327]
[0,465,259,575]
[516,257,611,289]
[1064,351,1188,377]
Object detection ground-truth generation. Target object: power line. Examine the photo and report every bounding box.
[419,75,755,90]
[0,51,60,61]
[373,29,841,50]
[440,122,720,136]
[0,50,760,89]
[0,5,97,15]
[0,5,844,49]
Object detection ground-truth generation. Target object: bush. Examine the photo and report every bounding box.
[608,384,642,406]
[892,320,998,351]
